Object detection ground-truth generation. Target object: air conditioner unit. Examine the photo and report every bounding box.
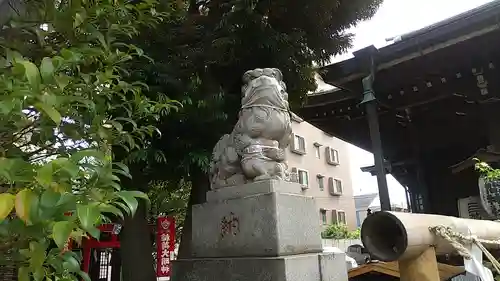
[289,167,299,183]
[290,167,308,189]
[457,196,487,219]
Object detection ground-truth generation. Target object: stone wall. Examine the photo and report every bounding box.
[322,239,362,252]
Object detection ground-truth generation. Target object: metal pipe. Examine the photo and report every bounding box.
[366,103,391,211]
[361,56,391,211]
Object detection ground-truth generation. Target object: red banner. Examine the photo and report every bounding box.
[156,217,175,278]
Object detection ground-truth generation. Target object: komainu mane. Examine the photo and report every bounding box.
[209,68,293,189]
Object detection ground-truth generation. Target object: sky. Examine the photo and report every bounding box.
[343,0,494,207]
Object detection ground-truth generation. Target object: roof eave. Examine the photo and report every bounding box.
[320,0,500,86]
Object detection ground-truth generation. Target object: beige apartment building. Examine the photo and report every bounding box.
[286,114,356,230]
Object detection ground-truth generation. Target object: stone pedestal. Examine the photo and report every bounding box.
[172,180,348,281]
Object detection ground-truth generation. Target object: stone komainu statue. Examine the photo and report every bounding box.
[209,68,293,189]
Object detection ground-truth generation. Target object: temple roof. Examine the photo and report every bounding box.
[299,1,500,184]
[317,0,500,88]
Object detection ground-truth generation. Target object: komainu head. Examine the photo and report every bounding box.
[240,68,289,111]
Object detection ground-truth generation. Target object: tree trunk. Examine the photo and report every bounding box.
[177,166,208,259]
[121,202,156,281]
[110,248,122,281]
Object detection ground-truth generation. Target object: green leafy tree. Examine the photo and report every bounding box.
[321,224,361,239]
[47,0,386,279]
[0,0,175,280]
[148,180,191,244]
[119,0,384,266]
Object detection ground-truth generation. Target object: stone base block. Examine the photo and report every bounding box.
[206,180,301,202]
[191,183,322,257]
[171,252,348,281]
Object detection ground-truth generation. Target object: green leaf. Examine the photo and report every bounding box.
[108,180,122,191]
[29,241,46,269]
[52,221,74,249]
[55,74,71,90]
[62,253,80,273]
[6,49,23,65]
[125,190,149,201]
[57,193,77,208]
[0,193,15,221]
[33,267,44,281]
[74,13,84,28]
[28,193,41,223]
[112,167,132,179]
[17,60,41,91]
[61,162,80,178]
[35,162,53,187]
[108,120,123,132]
[98,204,124,219]
[97,127,109,140]
[114,201,131,216]
[40,57,55,83]
[86,226,101,239]
[76,204,100,230]
[113,117,137,129]
[71,149,105,163]
[15,189,34,224]
[51,158,80,178]
[117,191,139,216]
[122,190,150,210]
[18,266,30,281]
[35,102,62,125]
[113,162,130,175]
[108,174,121,183]
[69,229,85,245]
[40,189,61,208]
[78,271,92,281]
[94,31,109,52]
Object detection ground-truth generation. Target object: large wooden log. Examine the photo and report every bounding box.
[361,211,500,261]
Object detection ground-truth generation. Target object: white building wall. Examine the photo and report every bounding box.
[286,114,356,230]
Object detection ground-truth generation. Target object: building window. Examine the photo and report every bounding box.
[334,179,343,194]
[291,134,306,154]
[328,178,343,196]
[337,211,346,225]
[298,169,309,187]
[320,209,327,224]
[314,143,321,158]
[325,147,339,165]
[317,175,324,191]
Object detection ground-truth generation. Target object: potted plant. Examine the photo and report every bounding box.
[475,159,500,220]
